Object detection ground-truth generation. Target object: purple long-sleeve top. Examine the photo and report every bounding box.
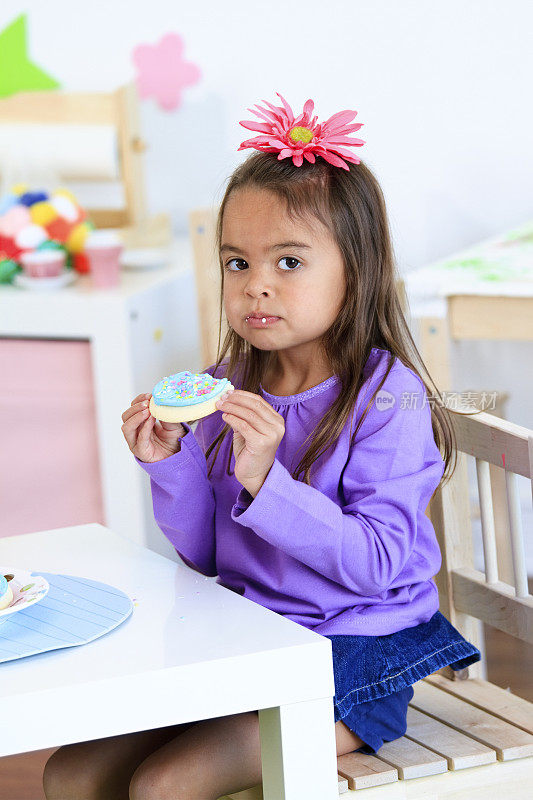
[135,347,446,635]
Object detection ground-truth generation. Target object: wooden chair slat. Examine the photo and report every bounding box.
[451,567,533,643]
[475,457,499,583]
[449,409,532,477]
[405,706,496,769]
[371,735,448,779]
[336,752,398,791]
[411,680,533,760]
[505,469,529,597]
[430,449,487,678]
[423,674,533,735]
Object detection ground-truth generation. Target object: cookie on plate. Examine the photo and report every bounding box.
[149,370,234,423]
[0,574,13,610]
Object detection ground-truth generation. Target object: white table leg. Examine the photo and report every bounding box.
[258,697,339,800]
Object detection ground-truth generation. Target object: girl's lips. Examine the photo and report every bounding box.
[245,316,281,328]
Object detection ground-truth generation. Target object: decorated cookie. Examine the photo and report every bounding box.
[0,574,13,611]
[149,370,234,423]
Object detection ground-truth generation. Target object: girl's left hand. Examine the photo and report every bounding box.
[215,390,285,497]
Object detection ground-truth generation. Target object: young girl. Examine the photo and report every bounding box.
[44,92,481,800]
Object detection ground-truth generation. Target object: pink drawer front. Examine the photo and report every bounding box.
[0,338,105,538]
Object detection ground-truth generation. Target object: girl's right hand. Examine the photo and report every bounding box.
[121,393,187,463]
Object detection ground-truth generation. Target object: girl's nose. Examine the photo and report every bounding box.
[244,275,272,296]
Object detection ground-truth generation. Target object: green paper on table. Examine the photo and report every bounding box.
[438,220,533,282]
[0,13,60,98]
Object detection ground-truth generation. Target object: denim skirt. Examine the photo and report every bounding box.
[326,610,482,754]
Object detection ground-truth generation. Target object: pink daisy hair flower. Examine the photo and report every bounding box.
[238,92,365,170]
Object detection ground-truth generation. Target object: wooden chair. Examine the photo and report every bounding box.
[219,408,533,798]
[418,305,516,605]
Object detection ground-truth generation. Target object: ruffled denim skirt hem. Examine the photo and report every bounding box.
[324,610,481,753]
[333,684,415,755]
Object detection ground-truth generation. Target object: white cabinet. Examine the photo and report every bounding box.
[0,236,202,559]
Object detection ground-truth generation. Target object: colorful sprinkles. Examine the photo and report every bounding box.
[152,370,230,407]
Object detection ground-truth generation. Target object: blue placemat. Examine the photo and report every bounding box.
[0,572,134,664]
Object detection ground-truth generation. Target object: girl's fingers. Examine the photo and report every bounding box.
[222,412,262,445]
[227,391,278,418]
[121,407,150,448]
[121,419,138,450]
[218,396,281,435]
[220,406,263,437]
[121,392,152,453]
[137,411,155,446]
[122,400,150,423]
[130,392,151,407]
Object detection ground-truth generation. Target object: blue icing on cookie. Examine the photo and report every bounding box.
[152,370,230,407]
[0,574,7,597]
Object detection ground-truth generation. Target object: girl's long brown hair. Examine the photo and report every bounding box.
[204,151,480,489]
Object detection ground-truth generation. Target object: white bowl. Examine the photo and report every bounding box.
[120,247,171,270]
[13,270,76,290]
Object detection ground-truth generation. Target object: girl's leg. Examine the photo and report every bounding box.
[42,721,196,800]
[128,711,364,800]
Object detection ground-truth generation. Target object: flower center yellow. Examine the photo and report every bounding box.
[289,126,313,144]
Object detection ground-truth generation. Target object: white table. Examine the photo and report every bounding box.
[0,524,339,799]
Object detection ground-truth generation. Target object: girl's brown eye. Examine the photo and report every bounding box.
[279,257,301,271]
[225,258,247,271]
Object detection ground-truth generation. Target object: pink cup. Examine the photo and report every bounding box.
[85,231,123,288]
[20,249,66,278]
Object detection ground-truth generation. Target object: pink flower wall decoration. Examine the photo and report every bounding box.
[132,33,201,111]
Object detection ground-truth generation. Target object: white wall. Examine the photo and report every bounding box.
[2,2,532,568]
[3,0,532,273]
[3,1,532,413]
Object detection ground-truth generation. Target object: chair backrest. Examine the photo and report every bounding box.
[429,408,533,678]
[189,207,225,369]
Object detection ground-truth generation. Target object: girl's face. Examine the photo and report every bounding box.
[220,187,346,362]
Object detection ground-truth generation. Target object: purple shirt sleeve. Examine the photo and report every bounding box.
[230,377,445,596]
[134,420,218,577]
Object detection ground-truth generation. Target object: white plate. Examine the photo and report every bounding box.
[120,247,172,270]
[0,569,50,624]
[13,270,77,290]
